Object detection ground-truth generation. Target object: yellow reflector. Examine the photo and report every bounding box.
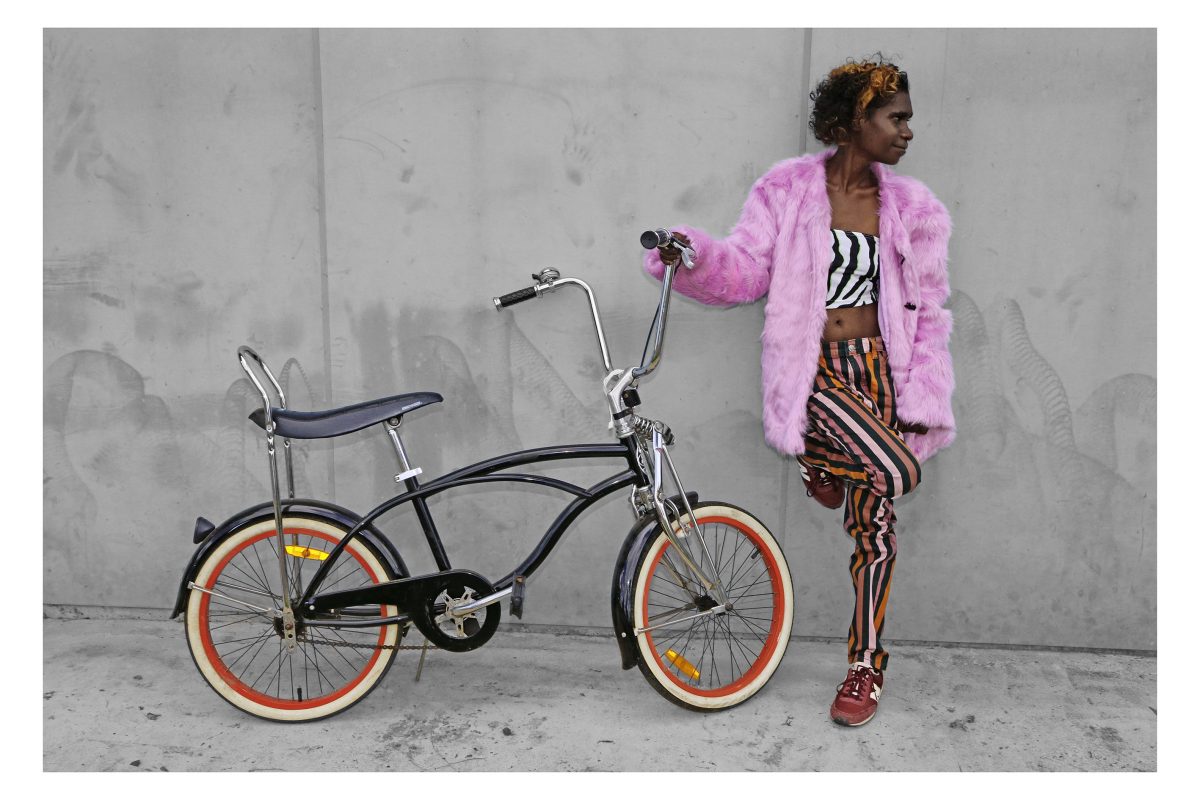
[665,649,700,681]
[285,545,330,561]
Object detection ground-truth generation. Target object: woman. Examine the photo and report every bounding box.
[644,56,954,727]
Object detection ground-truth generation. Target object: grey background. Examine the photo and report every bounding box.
[44,28,1155,651]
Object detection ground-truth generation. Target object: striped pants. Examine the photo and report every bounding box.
[799,337,922,673]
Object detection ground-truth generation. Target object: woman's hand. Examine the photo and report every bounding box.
[659,231,692,265]
[897,420,929,435]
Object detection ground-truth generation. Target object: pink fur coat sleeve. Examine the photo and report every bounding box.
[894,203,956,462]
[642,177,777,306]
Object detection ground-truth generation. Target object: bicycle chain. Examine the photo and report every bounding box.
[299,627,436,652]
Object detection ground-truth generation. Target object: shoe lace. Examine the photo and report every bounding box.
[806,471,835,498]
[798,461,834,493]
[837,666,876,699]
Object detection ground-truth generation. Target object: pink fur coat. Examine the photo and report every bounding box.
[644,148,955,462]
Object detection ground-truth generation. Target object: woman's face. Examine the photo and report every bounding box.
[852,91,914,165]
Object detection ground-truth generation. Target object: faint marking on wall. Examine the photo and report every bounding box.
[350,303,601,475]
[43,350,188,601]
[949,291,1155,492]
[998,297,1084,492]
[940,290,1155,643]
[44,33,145,223]
[562,120,596,186]
[949,291,1005,459]
[43,349,314,594]
[87,292,124,309]
[44,253,115,341]
[1075,375,1155,496]
[44,254,105,293]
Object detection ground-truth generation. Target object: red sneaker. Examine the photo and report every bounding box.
[830,663,884,726]
[797,458,845,509]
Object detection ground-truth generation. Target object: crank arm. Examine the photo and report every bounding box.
[449,585,513,618]
[187,582,281,618]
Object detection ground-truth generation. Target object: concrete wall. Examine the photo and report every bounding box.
[44,29,1155,651]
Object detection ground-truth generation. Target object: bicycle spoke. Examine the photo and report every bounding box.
[248,542,282,606]
[225,558,273,600]
[728,611,771,642]
[296,638,320,698]
[660,548,702,595]
[308,640,356,684]
[213,632,277,649]
[306,630,369,674]
[316,563,370,594]
[645,604,699,625]
[248,642,287,692]
[209,615,266,633]
[718,614,758,668]
[234,628,277,682]
[214,574,280,601]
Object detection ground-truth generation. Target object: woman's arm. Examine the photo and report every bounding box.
[643,175,779,307]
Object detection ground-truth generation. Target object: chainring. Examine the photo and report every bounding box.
[410,570,500,652]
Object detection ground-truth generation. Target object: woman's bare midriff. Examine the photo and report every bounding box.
[823,303,882,341]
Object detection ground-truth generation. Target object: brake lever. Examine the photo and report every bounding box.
[677,246,696,270]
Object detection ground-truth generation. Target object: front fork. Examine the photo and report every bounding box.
[641,428,728,605]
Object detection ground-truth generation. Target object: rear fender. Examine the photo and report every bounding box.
[168,499,408,618]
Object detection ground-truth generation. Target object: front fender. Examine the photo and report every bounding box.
[609,492,698,671]
[168,499,408,618]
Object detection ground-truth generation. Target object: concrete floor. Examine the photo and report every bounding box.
[43,616,1155,772]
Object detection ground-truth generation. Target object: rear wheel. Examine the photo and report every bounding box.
[631,502,793,711]
[184,516,402,722]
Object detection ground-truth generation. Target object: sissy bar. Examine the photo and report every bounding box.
[236,345,300,651]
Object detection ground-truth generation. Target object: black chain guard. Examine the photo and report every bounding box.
[410,570,500,652]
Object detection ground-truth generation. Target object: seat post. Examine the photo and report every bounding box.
[382,417,451,571]
[383,417,423,484]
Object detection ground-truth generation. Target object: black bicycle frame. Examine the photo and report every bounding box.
[296,439,646,612]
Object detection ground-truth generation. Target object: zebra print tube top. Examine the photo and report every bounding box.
[826,228,879,309]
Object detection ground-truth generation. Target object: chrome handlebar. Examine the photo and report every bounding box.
[492,230,693,383]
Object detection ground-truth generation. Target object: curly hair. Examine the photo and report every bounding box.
[809,54,909,146]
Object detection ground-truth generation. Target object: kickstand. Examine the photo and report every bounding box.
[414,638,430,682]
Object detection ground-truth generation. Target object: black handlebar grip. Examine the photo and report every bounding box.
[641,229,673,250]
[494,286,538,309]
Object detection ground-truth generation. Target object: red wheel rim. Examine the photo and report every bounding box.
[197,526,387,711]
[642,515,785,698]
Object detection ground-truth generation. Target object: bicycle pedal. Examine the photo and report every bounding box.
[509,575,526,619]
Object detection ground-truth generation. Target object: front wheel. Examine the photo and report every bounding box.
[631,502,793,711]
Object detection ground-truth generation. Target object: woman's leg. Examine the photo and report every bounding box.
[806,388,921,500]
[843,486,897,671]
[800,339,922,672]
